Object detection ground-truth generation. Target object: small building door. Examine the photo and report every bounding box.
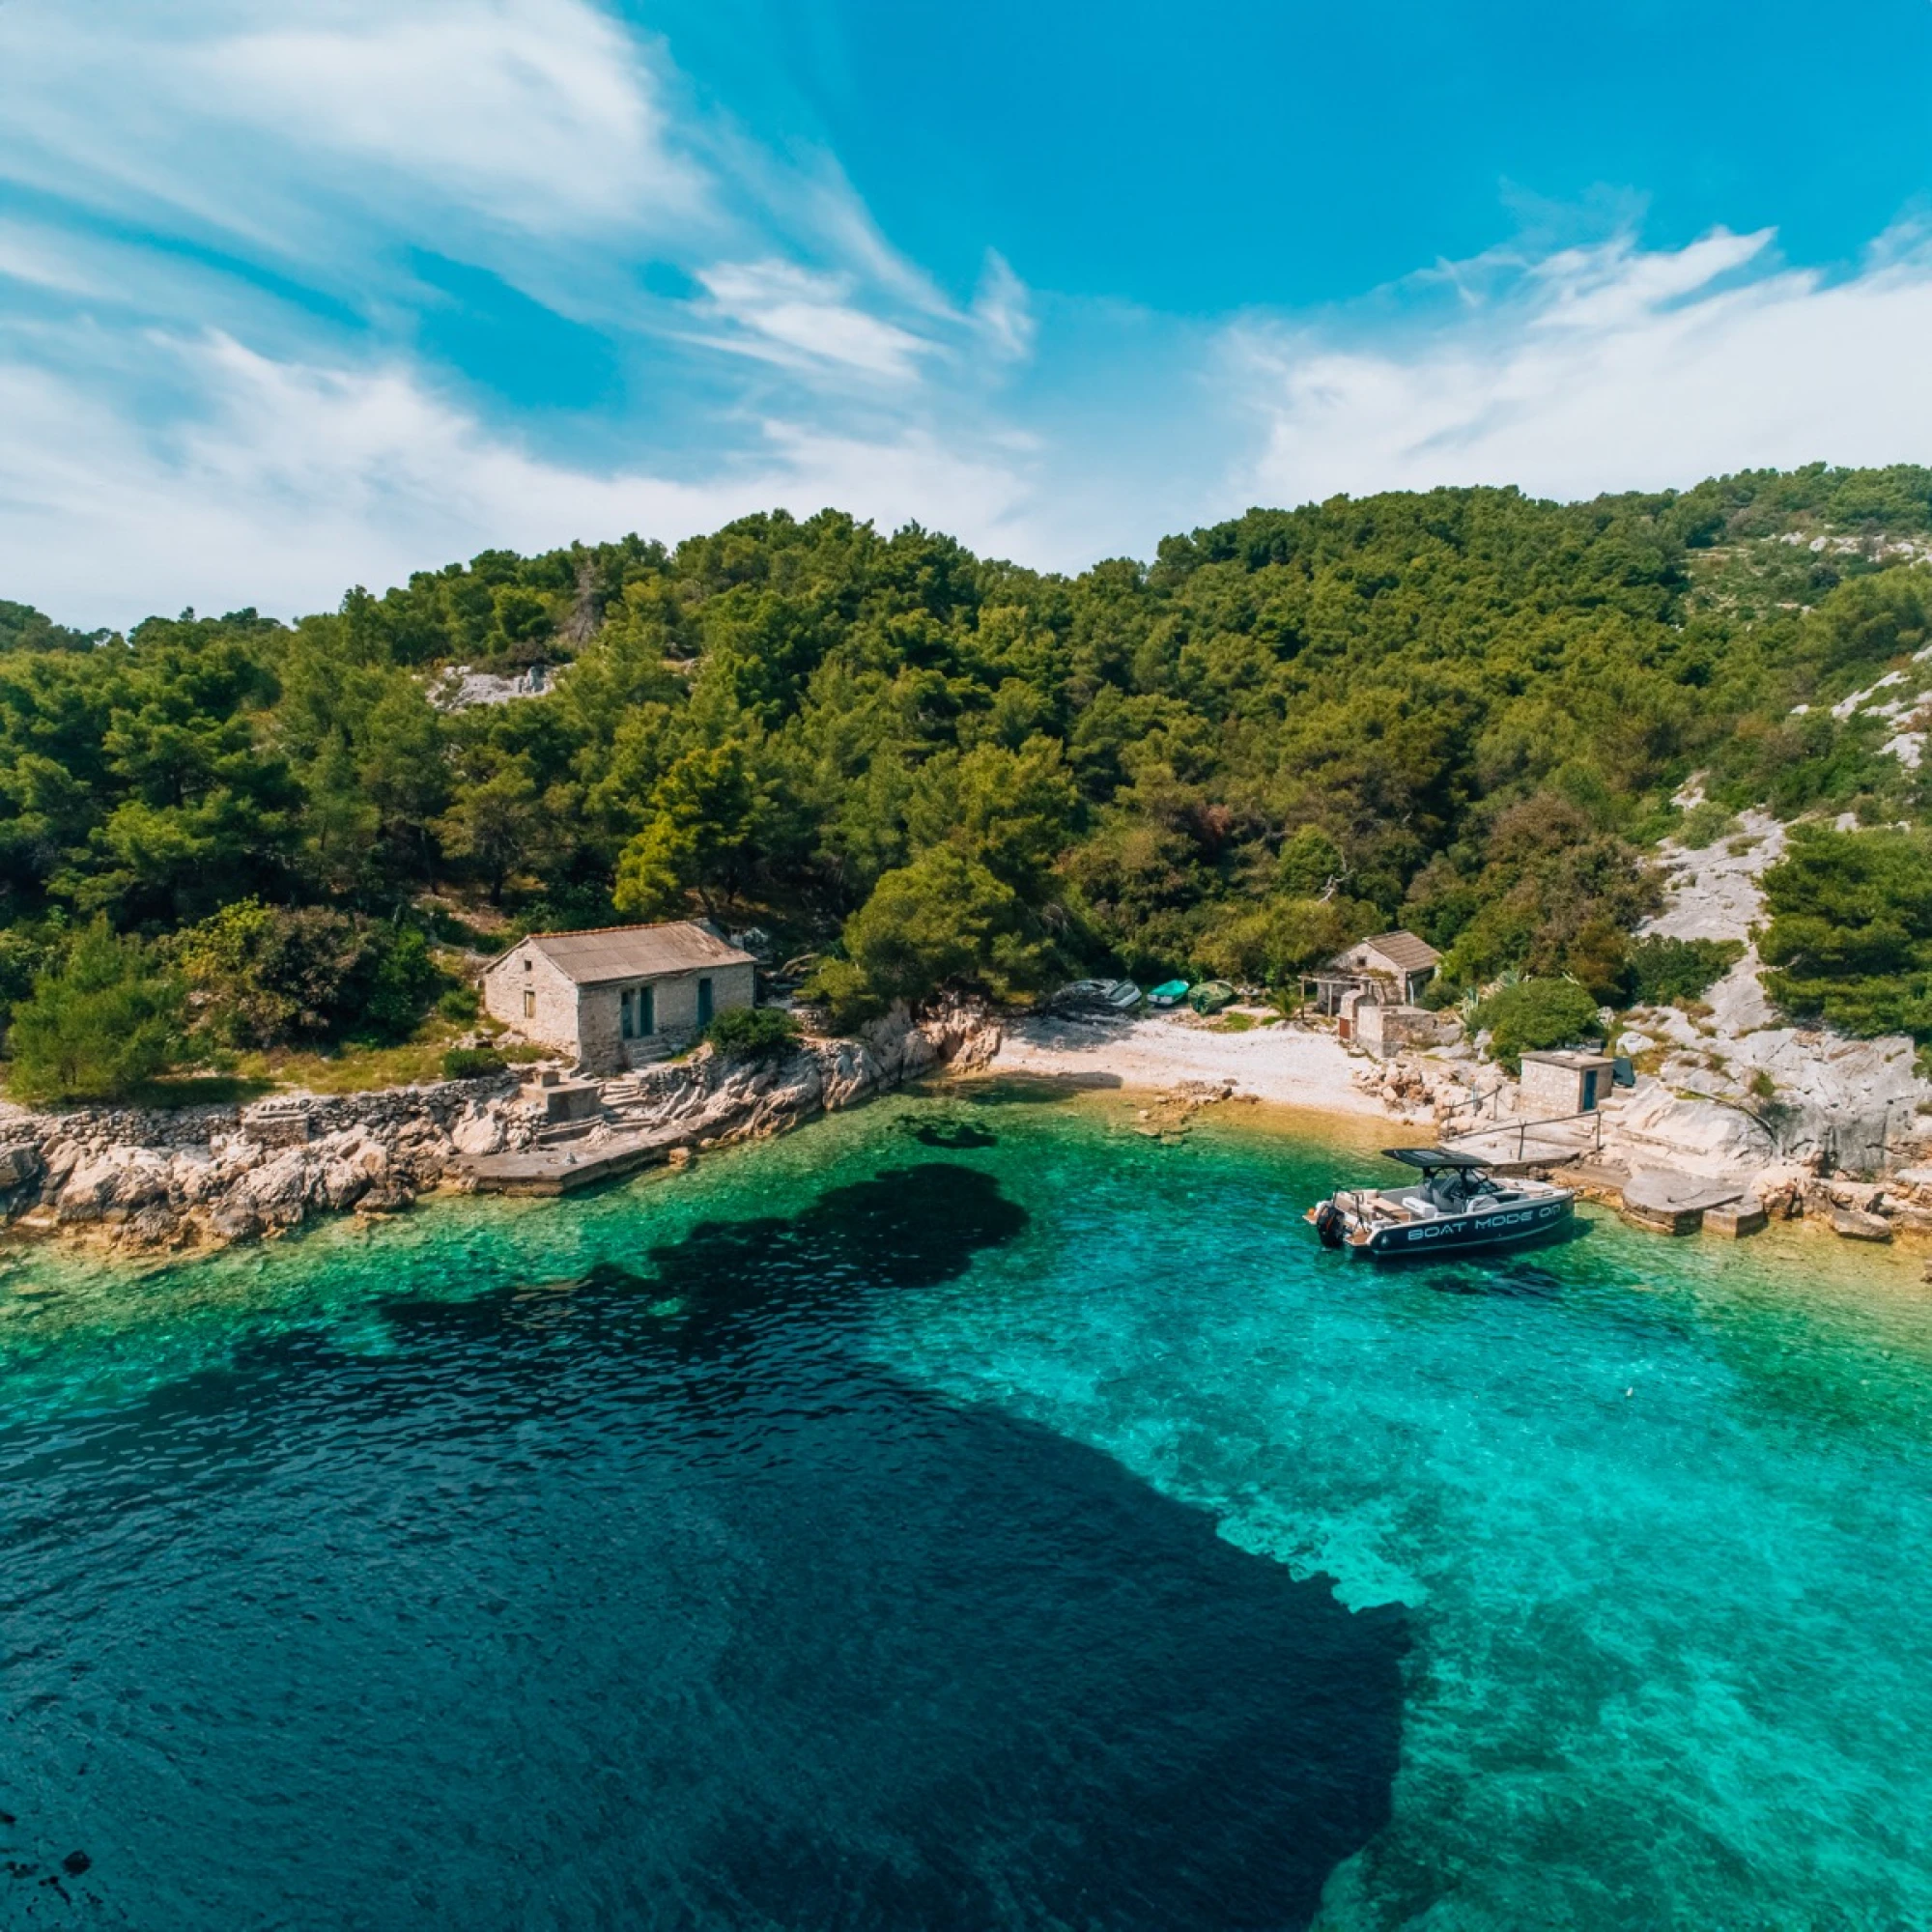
[696,978,714,1027]
[639,984,654,1035]
[1580,1068,1600,1112]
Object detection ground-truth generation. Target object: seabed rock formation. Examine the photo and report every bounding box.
[0,1003,1002,1256]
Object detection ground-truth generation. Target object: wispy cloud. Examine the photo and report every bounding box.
[1229,224,1932,508]
[0,332,1042,625]
[0,0,1050,622]
[5,0,1932,631]
[692,260,934,381]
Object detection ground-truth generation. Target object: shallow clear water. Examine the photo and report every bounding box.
[6,1083,1932,1929]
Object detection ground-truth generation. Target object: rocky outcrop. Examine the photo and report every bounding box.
[0,1003,1002,1257]
[473,1000,1004,1192]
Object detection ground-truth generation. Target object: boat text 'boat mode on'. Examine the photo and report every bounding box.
[1307,1148,1576,1258]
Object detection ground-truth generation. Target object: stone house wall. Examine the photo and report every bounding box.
[481,942,581,1057]
[578,962,755,1072]
[1355,1003,1440,1060]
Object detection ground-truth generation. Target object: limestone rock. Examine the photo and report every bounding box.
[1832,1205,1892,1242]
[207,1199,264,1244]
[0,1141,43,1191]
[355,1176,415,1215]
[239,1147,316,1230]
[450,1105,506,1157]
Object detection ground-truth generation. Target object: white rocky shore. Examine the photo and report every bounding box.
[0,1003,1002,1258]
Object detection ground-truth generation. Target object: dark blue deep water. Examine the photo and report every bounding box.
[6,1086,1932,1928]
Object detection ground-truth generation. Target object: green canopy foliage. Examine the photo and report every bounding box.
[7,918,184,1102]
[4,472,1932,1049]
[1759,827,1932,1038]
[1474,979,1604,1073]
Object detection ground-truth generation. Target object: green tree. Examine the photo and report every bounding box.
[7,919,184,1101]
[1759,826,1932,1037]
[613,743,759,919]
[435,757,549,904]
[814,845,1057,1028]
[1474,978,1603,1072]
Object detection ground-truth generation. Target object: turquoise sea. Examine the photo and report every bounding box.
[5,1080,1932,1930]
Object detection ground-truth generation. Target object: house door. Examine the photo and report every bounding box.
[1581,1069,1600,1112]
[620,989,635,1039]
[639,984,654,1035]
[696,978,714,1027]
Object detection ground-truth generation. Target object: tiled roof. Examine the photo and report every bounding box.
[497,921,755,986]
[1360,930,1442,973]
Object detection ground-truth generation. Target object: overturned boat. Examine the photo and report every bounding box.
[1047,978,1144,1016]
[1307,1149,1576,1258]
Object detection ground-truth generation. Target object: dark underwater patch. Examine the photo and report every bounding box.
[2,1160,1406,1931]
[902,1116,1000,1149]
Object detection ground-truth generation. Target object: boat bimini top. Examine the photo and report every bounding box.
[1378,1148,1511,1216]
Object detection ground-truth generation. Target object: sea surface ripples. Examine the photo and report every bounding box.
[5,1090,1932,1929]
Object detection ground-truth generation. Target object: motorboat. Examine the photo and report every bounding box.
[1307,1148,1576,1258]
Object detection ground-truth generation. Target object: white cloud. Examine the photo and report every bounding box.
[1233,226,1932,509]
[0,333,1041,627]
[0,0,709,256]
[971,252,1036,362]
[194,2,708,236]
[694,260,934,381]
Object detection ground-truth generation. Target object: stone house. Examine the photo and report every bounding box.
[1305,930,1443,1021]
[480,921,757,1074]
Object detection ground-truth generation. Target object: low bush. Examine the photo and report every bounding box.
[1474,977,1602,1072]
[1675,800,1741,849]
[172,902,443,1047]
[440,1046,507,1081]
[1624,936,1744,1007]
[705,1006,803,1060]
[437,983,481,1022]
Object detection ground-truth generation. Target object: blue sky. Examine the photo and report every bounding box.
[4,0,1932,627]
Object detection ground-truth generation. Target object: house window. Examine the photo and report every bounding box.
[523,989,536,1019]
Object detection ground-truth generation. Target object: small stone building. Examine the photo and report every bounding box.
[1306,930,1443,1016]
[1354,1002,1441,1060]
[1519,1050,1618,1119]
[481,921,757,1074]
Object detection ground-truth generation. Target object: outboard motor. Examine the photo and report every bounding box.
[1314,1201,1347,1249]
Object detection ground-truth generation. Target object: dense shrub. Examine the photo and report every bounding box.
[440,1046,507,1080]
[1624,935,1744,1007]
[437,982,480,1022]
[1759,826,1932,1037]
[1474,977,1603,1072]
[7,919,184,1102]
[1195,895,1378,987]
[172,901,440,1046]
[704,1006,802,1060]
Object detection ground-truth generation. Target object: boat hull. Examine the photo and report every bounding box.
[1357,1194,1574,1258]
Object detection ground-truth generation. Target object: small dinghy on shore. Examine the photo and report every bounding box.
[1307,1148,1576,1259]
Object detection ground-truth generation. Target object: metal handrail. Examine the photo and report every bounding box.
[1444,1103,1605,1163]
